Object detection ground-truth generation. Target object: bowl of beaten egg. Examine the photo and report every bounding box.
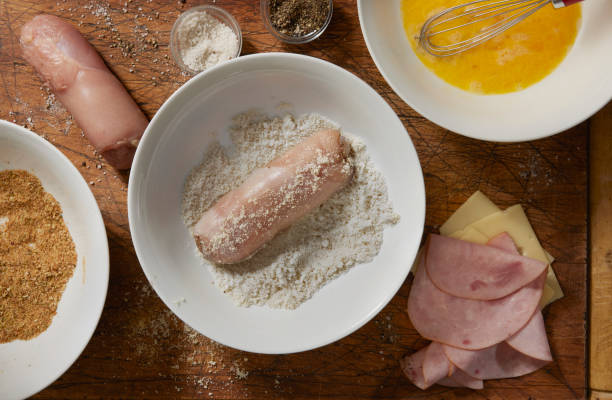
[358,0,612,142]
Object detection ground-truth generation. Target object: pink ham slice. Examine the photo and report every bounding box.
[438,366,484,390]
[400,346,428,390]
[408,256,545,350]
[401,342,484,390]
[423,342,452,385]
[506,311,553,361]
[487,233,553,361]
[443,341,549,380]
[425,234,547,300]
[403,232,551,389]
[487,232,519,252]
[402,342,452,390]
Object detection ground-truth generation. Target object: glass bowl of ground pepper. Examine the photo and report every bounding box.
[261,0,333,44]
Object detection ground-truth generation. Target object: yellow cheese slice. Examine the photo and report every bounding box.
[440,191,500,236]
[433,191,562,308]
[544,250,555,263]
[448,226,489,244]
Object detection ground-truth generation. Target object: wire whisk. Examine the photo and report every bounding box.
[418,0,582,57]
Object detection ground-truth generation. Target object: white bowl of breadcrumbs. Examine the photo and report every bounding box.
[0,121,108,399]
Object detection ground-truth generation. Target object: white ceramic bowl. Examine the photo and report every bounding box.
[358,0,612,142]
[0,121,108,400]
[128,53,425,354]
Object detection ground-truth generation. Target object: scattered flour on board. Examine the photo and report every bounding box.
[181,111,399,309]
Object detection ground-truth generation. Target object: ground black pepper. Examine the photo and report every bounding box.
[269,0,330,37]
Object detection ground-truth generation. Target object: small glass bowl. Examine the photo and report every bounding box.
[261,0,333,44]
[170,5,243,75]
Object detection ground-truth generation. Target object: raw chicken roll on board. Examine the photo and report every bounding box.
[20,14,149,169]
[193,129,354,264]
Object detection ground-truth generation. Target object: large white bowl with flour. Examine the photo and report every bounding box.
[358,0,612,141]
[128,53,425,354]
[0,121,108,399]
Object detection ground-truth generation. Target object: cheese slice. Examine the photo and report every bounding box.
[440,191,500,236]
[432,191,562,308]
[448,226,489,244]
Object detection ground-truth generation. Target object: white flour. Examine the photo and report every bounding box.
[176,10,239,72]
[181,111,399,309]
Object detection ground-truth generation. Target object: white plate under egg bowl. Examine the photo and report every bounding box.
[0,121,109,400]
[128,53,426,354]
[358,0,612,142]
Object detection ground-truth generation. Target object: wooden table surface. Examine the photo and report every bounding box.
[590,102,612,400]
[0,0,590,399]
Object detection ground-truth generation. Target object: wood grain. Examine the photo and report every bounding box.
[590,101,612,392]
[0,0,588,398]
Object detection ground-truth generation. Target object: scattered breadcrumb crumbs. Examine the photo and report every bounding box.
[0,170,77,343]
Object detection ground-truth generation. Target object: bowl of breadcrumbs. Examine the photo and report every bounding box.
[0,120,109,400]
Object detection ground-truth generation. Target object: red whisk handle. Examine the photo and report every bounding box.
[552,0,583,8]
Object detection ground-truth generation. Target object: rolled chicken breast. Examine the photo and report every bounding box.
[194,129,354,264]
[20,14,149,169]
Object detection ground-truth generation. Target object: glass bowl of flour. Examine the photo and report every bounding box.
[170,5,242,74]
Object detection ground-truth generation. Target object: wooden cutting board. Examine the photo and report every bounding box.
[0,0,589,398]
[590,101,612,400]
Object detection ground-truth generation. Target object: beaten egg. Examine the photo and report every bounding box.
[401,0,581,94]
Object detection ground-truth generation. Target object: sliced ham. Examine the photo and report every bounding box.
[400,346,428,390]
[438,367,484,390]
[487,232,519,253]
[408,256,545,350]
[401,342,453,390]
[506,311,553,361]
[400,342,484,390]
[403,232,553,391]
[443,341,549,380]
[425,234,547,301]
[487,234,553,362]
[423,342,452,385]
